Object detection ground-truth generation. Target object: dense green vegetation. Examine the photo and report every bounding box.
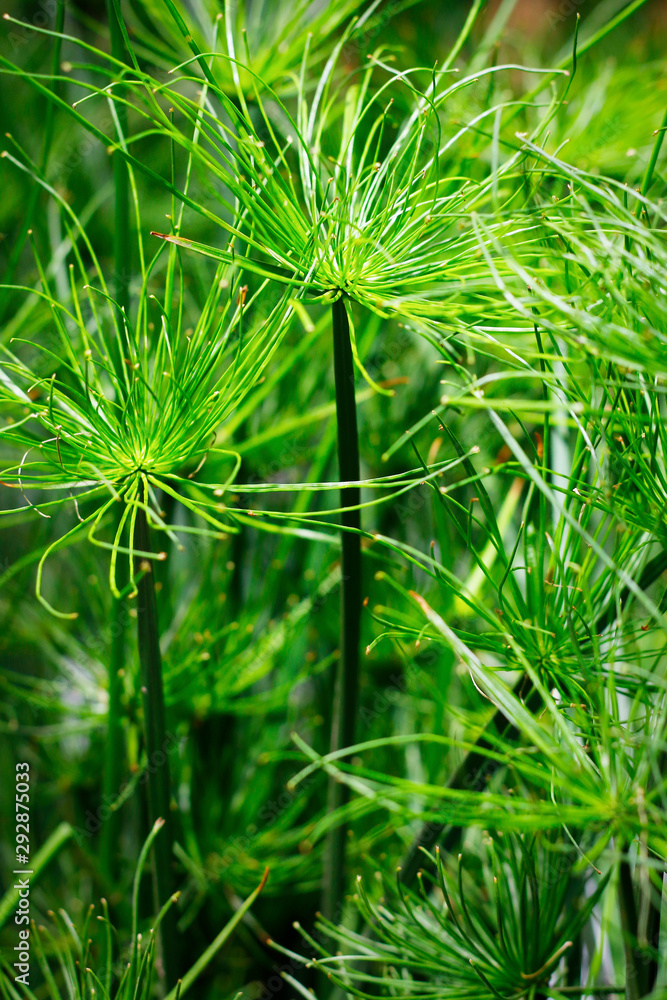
[1,0,667,997]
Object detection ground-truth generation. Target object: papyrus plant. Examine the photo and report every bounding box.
[281,196,667,993]
[275,832,610,1000]
[132,3,569,914]
[0,819,267,1000]
[284,403,667,996]
[0,0,577,916]
[0,161,295,981]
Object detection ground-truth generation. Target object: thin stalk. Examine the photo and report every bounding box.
[638,755,665,995]
[0,0,64,321]
[106,0,131,318]
[399,549,667,886]
[643,872,662,996]
[322,294,362,920]
[100,593,126,880]
[135,504,178,987]
[100,0,130,882]
[618,856,645,1000]
[640,106,667,200]
[637,107,667,984]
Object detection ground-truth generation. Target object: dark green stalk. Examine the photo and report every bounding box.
[400,549,667,886]
[0,0,64,321]
[643,872,662,996]
[566,930,583,991]
[100,594,126,880]
[618,856,645,1000]
[555,989,626,996]
[107,0,131,319]
[135,504,178,987]
[322,294,362,920]
[640,106,667,200]
[637,755,665,995]
[100,0,130,882]
[636,109,667,983]
[400,689,541,886]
